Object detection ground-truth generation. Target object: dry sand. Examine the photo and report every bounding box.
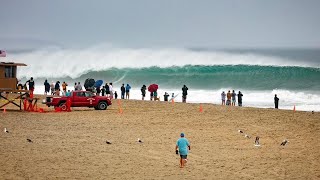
[0,94,319,179]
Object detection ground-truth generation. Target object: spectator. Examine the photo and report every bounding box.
[114,91,118,99]
[125,84,131,99]
[226,90,231,106]
[109,83,113,99]
[121,84,125,99]
[141,85,146,100]
[164,92,169,101]
[50,81,55,95]
[55,81,60,96]
[231,90,236,106]
[182,85,188,103]
[221,91,226,105]
[44,79,50,95]
[238,91,243,106]
[105,83,110,97]
[101,86,106,96]
[274,94,279,109]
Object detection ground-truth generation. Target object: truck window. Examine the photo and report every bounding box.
[76,92,85,97]
[85,92,93,97]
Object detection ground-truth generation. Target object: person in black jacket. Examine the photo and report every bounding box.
[182,85,188,103]
[44,79,50,95]
[55,81,60,96]
[26,77,35,92]
[274,94,279,109]
[105,83,110,97]
[141,85,146,100]
[121,84,125,99]
[237,91,243,106]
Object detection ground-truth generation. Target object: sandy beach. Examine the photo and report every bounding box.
[0,94,319,179]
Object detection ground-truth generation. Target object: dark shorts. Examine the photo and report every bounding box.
[180,155,187,159]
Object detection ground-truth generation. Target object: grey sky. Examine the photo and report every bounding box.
[1,0,320,49]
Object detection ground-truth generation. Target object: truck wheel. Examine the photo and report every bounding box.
[59,103,67,111]
[97,101,107,110]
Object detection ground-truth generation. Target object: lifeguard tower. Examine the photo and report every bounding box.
[0,62,37,111]
[0,62,26,90]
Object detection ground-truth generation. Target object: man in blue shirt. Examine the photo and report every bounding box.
[125,84,131,99]
[175,133,190,168]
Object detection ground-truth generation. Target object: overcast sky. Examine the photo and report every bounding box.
[1,0,320,49]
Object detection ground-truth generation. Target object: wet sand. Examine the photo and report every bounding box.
[0,95,319,179]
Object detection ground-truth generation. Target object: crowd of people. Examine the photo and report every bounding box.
[221,90,243,107]
[21,77,282,109]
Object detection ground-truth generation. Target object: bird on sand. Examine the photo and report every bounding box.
[280,139,289,146]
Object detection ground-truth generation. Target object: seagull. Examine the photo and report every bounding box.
[245,134,250,138]
[137,138,143,143]
[255,136,260,145]
[4,128,9,133]
[106,140,112,144]
[280,139,289,146]
[27,139,33,143]
[238,130,243,133]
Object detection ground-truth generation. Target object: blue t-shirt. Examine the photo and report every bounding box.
[176,138,190,155]
[125,85,131,92]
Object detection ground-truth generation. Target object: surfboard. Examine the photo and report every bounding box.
[169,93,179,101]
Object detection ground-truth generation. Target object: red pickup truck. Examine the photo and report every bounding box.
[45,91,112,110]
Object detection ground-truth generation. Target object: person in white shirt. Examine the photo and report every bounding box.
[109,82,113,99]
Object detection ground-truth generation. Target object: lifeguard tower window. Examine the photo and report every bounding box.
[5,66,14,78]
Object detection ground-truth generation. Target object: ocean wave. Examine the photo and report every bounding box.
[6,45,319,79]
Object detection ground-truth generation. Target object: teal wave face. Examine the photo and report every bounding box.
[76,65,320,90]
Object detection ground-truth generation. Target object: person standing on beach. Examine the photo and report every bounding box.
[96,86,101,96]
[274,94,279,109]
[50,81,55,95]
[105,83,110,97]
[109,83,113,99]
[182,85,188,103]
[164,92,169,101]
[153,91,158,101]
[141,85,146,100]
[74,82,78,91]
[26,77,35,92]
[176,133,190,168]
[114,91,118,99]
[44,79,50,95]
[226,90,231,106]
[101,86,106,96]
[55,81,60,96]
[150,91,154,100]
[76,82,83,91]
[62,81,68,96]
[238,91,243,106]
[221,91,226,105]
[125,84,131,99]
[121,84,125,99]
[231,90,236,106]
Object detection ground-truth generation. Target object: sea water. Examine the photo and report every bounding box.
[5,46,320,111]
